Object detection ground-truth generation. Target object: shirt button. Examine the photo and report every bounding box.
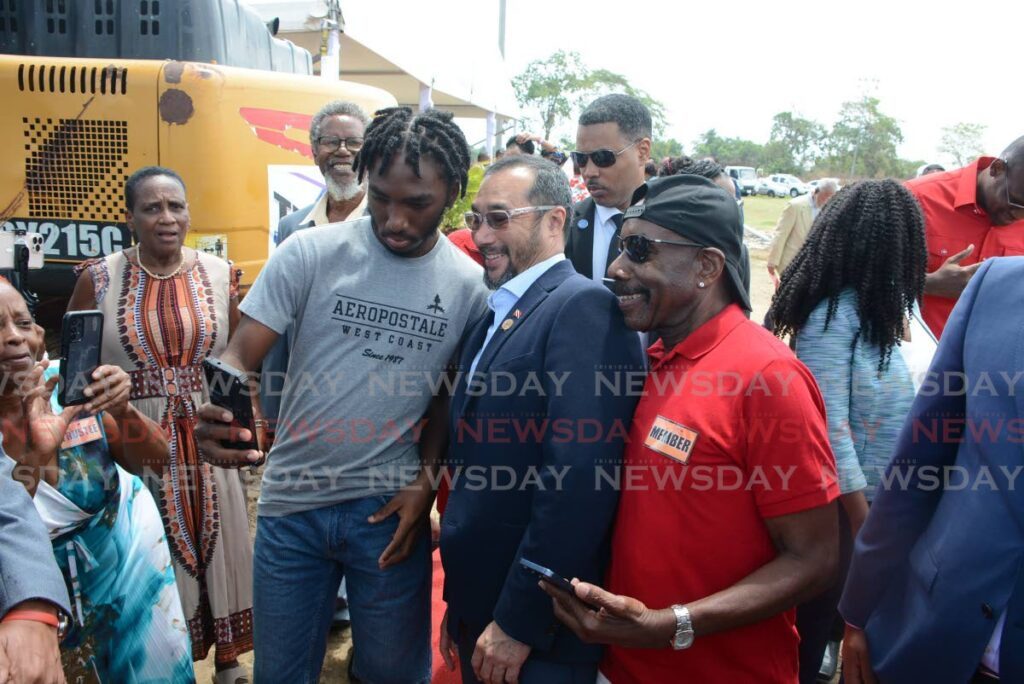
[940,249,948,256]
[981,603,994,619]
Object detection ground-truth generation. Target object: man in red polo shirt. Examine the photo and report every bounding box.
[544,175,839,683]
[909,135,1024,338]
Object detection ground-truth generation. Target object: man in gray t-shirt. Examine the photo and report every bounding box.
[243,215,486,515]
[197,107,488,684]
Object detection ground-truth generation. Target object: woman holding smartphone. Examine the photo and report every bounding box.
[0,279,193,681]
[68,166,253,683]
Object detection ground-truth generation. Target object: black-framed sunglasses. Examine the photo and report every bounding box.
[619,234,704,263]
[464,206,558,231]
[570,141,639,169]
[315,135,364,153]
[1002,159,1024,210]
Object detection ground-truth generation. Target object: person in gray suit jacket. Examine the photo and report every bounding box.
[0,449,71,683]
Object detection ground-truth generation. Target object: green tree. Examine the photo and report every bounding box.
[512,51,591,140]
[650,138,684,161]
[442,164,485,230]
[692,129,764,167]
[769,112,826,174]
[513,51,669,139]
[939,122,987,166]
[823,96,904,178]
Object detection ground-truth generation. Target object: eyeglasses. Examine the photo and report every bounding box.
[464,206,557,231]
[618,234,704,263]
[570,141,639,169]
[315,136,364,153]
[1002,159,1024,210]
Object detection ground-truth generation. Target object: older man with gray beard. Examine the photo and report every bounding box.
[275,100,371,245]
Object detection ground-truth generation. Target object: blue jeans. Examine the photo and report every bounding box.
[253,496,431,684]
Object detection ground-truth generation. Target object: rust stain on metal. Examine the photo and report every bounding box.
[164,61,184,83]
[159,89,194,125]
[1,95,96,224]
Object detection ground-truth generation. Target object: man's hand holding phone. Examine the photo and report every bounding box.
[196,358,264,468]
[195,402,264,468]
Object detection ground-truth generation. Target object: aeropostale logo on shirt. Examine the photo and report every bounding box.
[644,415,699,464]
[330,294,450,359]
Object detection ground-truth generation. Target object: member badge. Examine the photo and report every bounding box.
[644,415,699,464]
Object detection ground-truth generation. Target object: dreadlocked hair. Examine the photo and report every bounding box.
[767,179,927,372]
[352,106,471,198]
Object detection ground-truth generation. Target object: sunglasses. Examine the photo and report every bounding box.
[1002,159,1024,210]
[464,205,557,231]
[570,141,639,169]
[619,234,704,263]
[315,135,364,153]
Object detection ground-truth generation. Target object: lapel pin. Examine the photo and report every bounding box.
[501,319,514,331]
[513,309,522,319]
[577,218,589,229]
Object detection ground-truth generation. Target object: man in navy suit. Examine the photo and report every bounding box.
[439,154,644,683]
[840,256,1024,683]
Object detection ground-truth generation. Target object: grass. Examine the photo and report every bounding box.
[742,195,791,232]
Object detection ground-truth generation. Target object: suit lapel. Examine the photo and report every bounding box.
[455,311,493,417]
[568,200,597,279]
[459,262,575,418]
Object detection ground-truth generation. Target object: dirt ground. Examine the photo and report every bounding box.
[194,240,779,684]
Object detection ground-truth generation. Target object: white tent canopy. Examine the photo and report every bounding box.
[249,0,520,120]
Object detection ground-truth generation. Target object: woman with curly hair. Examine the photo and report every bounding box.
[766,178,927,683]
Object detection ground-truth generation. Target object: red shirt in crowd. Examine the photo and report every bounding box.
[601,305,838,684]
[445,228,484,266]
[906,157,1024,338]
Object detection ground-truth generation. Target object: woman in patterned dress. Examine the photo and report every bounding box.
[68,166,254,684]
[0,281,194,682]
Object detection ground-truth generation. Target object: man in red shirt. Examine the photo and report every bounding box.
[544,175,839,683]
[908,136,1024,338]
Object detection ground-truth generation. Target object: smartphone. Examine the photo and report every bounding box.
[59,310,103,406]
[202,357,259,452]
[0,231,45,270]
[519,558,576,594]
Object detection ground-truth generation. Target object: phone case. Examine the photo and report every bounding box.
[202,358,259,451]
[59,310,103,406]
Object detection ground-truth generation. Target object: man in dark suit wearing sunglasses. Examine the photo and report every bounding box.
[565,94,653,282]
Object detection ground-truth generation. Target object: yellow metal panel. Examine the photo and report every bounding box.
[156,61,394,287]
[0,55,159,263]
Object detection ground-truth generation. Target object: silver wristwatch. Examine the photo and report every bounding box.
[670,604,694,650]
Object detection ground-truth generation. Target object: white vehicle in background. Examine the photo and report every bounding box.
[725,166,758,196]
[757,173,809,198]
[807,177,843,193]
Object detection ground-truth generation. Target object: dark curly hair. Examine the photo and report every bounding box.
[658,155,722,180]
[767,179,927,371]
[353,106,470,197]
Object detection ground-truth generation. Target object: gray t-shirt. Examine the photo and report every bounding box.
[240,217,488,516]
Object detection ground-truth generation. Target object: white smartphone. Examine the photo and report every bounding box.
[0,231,45,270]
